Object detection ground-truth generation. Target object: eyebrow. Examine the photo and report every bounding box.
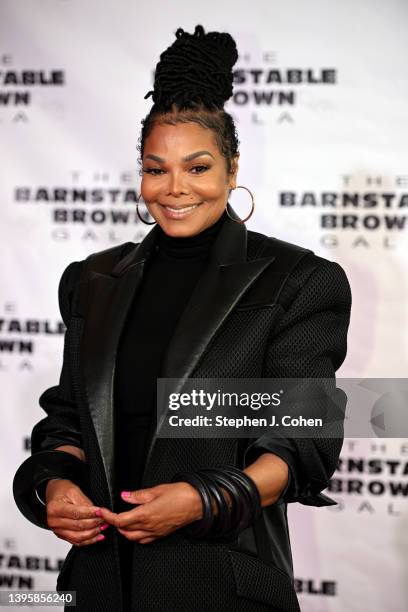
[145,150,215,163]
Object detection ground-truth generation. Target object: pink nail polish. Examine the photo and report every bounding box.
[100,523,109,531]
[97,534,105,541]
[95,509,102,517]
[121,491,131,498]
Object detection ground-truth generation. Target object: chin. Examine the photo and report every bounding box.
[156,209,210,237]
[159,219,201,238]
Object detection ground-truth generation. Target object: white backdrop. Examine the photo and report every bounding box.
[1,1,407,610]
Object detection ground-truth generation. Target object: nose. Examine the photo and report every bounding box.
[166,170,189,197]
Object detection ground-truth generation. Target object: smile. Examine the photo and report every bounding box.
[159,202,203,218]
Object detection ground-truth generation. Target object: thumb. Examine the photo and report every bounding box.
[120,488,155,504]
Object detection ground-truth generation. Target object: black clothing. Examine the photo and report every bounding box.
[113,212,228,610]
[13,202,352,611]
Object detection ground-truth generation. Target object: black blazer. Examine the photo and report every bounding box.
[13,204,352,612]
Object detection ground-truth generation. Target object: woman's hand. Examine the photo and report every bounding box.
[45,479,109,546]
[96,482,203,544]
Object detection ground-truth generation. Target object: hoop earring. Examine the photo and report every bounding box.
[136,194,156,225]
[226,186,255,224]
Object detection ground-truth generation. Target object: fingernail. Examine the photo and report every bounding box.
[95,509,102,517]
[121,491,131,498]
[100,523,109,531]
[96,534,105,541]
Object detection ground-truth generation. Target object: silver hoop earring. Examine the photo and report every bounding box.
[226,186,255,224]
[136,194,156,225]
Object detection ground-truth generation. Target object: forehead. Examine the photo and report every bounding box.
[143,122,219,157]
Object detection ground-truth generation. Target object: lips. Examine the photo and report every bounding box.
[158,202,203,219]
[159,202,202,210]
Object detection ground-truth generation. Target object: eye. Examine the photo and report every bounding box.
[142,165,209,175]
[142,168,164,175]
[190,165,209,174]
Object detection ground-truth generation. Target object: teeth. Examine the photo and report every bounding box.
[166,205,198,213]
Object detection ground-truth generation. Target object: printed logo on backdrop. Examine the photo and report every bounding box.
[0,54,65,123]
[0,302,64,373]
[294,578,338,612]
[295,577,337,598]
[280,174,408,250]
[326,439,408,517]
[228,52,406,250]
[0,538,64,589]
[13,170,149,243]
[230,50,336,123]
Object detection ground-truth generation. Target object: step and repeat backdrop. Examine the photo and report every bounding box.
[1,1,407,610]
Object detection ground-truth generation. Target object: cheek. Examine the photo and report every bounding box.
[194,176,229,200]
[140,177,159,201]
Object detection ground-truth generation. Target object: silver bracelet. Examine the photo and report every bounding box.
[35,478,63,506]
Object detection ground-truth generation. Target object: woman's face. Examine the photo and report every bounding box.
[141,121,239,237]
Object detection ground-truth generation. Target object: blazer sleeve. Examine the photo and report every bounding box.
[243,258,352,507]
[32,261,84,453]
[13,261,89,530]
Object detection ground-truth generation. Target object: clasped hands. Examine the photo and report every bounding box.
[45,479,204,546]
[97,482,204,544]
[45,453,284,547]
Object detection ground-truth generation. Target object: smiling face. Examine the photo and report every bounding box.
[140,121,239,237]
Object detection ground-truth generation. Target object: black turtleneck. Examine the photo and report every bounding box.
[114,211,226,502]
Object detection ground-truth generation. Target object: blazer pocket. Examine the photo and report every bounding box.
[56,545,77,591]
[228,550,300,612]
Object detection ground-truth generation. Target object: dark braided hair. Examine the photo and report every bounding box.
[137,24,240,175]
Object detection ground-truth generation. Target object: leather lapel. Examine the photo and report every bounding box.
[80,204,275,502]
[81,264,144,503]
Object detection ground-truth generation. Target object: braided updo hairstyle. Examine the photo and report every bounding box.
[137,24,240,175]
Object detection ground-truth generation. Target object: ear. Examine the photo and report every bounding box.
[229,153,240,190]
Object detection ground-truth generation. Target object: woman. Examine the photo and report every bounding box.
[13,25,352,612]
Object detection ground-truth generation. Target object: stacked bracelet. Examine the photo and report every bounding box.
[171,465,262,540]
[172,471,215,537]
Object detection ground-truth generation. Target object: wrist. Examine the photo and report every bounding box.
[35,478,64,506]
[178,481,204,521]
[45,478,75,503]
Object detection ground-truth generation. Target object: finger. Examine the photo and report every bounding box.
[56,526,106,546]
[120,489,156,504]
[97,507,146,529]
[47,516,108,531]
[73,533,106,547]
[49,502,102,521]
[95,507,117,521]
